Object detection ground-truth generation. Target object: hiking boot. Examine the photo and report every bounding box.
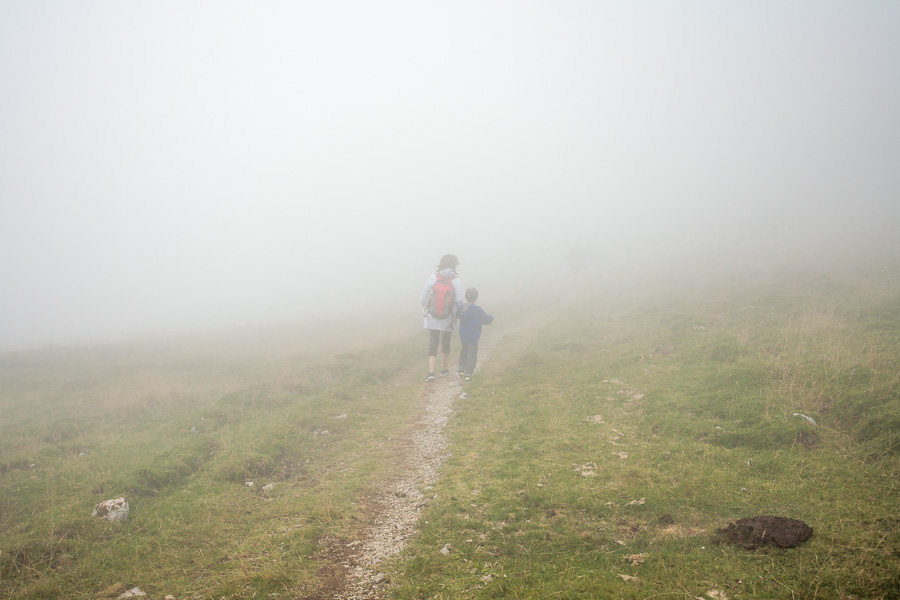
[439,368,450,377]
[425,372,435,382]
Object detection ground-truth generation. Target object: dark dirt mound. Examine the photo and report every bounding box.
[716,516,813,549]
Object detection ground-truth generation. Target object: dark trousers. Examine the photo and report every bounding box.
[458,342,478,377]
[428,329,452,356]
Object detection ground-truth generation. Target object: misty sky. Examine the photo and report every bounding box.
[1,2,898,350]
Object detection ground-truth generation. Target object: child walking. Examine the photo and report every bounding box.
[457,287,494,381]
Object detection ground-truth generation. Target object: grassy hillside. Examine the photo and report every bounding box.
[1,265,898,599]
[0,316,427,599]
[387,265,900,599]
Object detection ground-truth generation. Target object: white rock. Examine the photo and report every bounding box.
[92,498,129,522]
[792,413,817,426]
[245,481,254,487]
[116,586,146,598]
[439,543,451,555]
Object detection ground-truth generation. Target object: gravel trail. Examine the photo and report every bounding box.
[327,335,497,600]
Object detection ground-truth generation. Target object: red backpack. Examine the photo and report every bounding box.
[428,273,457,319]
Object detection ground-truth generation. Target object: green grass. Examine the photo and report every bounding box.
[0,315,426,599]
[2,265,899,599]
[386,265,900,599]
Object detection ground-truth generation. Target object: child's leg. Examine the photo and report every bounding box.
[458,344,467,372]
[464,343,478,377]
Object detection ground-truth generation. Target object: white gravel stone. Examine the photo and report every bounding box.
[92,498,129,522]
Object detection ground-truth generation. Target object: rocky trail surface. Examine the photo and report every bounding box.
[308,335,498,600]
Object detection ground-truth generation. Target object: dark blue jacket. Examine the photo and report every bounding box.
[458,304,494,345]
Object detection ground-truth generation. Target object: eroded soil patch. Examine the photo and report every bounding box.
[716,516,813,549]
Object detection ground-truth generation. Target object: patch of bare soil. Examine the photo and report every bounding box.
[306,335,497,600]
[716,516,813,549]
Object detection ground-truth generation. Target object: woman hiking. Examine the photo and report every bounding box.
[420,254,464,381]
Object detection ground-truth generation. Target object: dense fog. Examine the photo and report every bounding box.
[1,2,898,350]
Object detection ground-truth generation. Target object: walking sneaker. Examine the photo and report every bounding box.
[425,372,435,382]
[465,376,471,382]
[439,368,450,377]
[456,370,464,377]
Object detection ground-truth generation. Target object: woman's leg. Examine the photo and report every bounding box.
[427,329,441,375]
[440,330,452,371]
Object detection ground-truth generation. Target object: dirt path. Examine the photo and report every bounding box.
[309,334,499,600]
